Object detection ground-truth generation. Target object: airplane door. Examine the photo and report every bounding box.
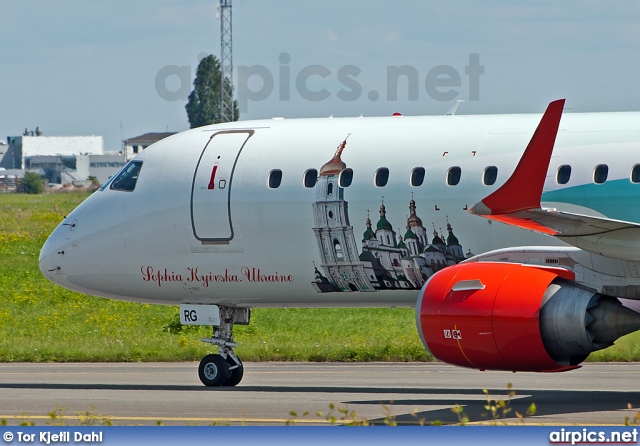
[191,130,254,244]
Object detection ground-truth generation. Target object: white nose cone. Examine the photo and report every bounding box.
[39,232,63,285]
[39,216,79,290]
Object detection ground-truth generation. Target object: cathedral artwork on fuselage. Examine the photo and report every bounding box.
[311,137,473,294]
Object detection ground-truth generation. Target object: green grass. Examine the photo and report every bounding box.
[589,332,640,362]
[0,191,429,362]
[0,190,639,363]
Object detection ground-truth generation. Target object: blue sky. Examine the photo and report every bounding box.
[1,1,639,150]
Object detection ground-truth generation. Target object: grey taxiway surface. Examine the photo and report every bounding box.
[0,362,638,425]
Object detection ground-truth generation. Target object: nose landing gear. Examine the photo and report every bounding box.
[198,306,249,387]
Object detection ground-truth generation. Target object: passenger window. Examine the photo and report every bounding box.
[483,166,498,186]
[339,168,353,188]
[631,165,640,183]
[374,168,389,187]
[268,169,282,188]
[557,165,571,184]
[410,167,425,187]
[594,164,608,184]
[303,169,318,188]
[110,160,143,192]
[447,167,461,186]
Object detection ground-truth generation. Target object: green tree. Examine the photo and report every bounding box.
[21,171,45,194]
[185,55,239,128]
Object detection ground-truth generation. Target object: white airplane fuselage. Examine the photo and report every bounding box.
[41,104,640,383]
[39,111,640,308]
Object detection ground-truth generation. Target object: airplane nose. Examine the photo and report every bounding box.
[40,214,82,276]
[39,235,63,280]
[38,218,77,286]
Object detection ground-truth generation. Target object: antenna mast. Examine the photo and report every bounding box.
[219,0,233,122]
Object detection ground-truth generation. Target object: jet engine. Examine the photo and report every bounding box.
[416,262,640,372]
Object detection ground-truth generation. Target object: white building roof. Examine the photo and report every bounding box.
[21,136,104,157]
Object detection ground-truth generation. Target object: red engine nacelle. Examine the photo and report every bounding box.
[416,262,579,372]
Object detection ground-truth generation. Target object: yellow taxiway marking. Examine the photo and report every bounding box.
[0,415,631,427]
[0,415,339,424]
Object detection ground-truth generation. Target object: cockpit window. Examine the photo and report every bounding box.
[110,161,143,192]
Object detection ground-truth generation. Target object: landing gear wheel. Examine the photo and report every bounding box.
[198,306,250,387]
[198,354,230,387]
[223,357,243,387]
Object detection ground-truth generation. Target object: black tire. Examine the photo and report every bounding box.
[223,357,244,387]
[198,354,230,387]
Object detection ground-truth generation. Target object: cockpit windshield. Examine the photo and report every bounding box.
[108,160,143,192]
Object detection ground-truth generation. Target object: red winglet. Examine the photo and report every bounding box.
[475,99,565,215]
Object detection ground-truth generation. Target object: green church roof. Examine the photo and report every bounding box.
[376,216,393,231]
[359,251,375,262]
[404,229,418,240]
[363,227,376,241]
